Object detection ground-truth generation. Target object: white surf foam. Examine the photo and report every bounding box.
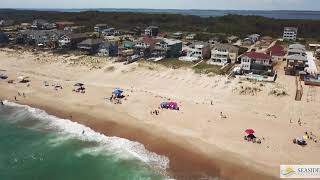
[3,100,170,172]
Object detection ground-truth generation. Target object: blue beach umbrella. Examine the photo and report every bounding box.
[112,89,123,96]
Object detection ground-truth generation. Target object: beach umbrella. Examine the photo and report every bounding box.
[112,89,123,96]
[74,83,84,87]
[245,129,255,134]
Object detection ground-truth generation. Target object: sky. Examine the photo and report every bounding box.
[1,0,320,11]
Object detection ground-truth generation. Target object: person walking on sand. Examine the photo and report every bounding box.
[14,96,17,101]
[0,100,3,105]
[298,118,302,126]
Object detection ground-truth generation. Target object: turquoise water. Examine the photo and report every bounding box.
[0,102,168,180]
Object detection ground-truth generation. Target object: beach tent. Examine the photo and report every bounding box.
[112,89,123,96]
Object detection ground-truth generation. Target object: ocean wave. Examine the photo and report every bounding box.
[2,100,170,173]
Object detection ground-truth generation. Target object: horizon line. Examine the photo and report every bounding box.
[1,8,319,12]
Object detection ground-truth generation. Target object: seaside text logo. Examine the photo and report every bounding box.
[280,165,320,178]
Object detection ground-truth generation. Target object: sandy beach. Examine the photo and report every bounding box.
[1,48,320,179]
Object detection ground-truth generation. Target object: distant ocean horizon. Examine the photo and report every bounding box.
[15,8,320,20]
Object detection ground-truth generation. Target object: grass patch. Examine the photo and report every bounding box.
[155,58,194,69]
[192,61,224,75]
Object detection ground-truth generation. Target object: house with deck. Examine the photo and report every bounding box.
[288,43,306,56]
[153,38,182,58]
[207,43,239,66]
[77,39,104,54]
[58,33,90,48]
[134,36,160,57]
[240,51,273,75]
[97,41,119,57]
[186,42,210,60]
[285,54,308,75]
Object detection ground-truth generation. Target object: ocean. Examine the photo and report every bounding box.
[28,8,320,20]
[0,101,168,180]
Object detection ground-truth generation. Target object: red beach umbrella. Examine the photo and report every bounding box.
[245,129,255,134]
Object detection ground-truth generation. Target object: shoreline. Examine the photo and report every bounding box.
[0,96,276,180]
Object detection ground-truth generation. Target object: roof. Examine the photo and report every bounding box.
[288,48,306,54]
[161,38,182,45]
[214,43,239,53]
[266,44,286,56]
[66,33,89,39]
[95,24,107,27]
[287,54,307,61]
[191,41,209,47]
[284,27,298,32]
[55,21,75,25]
[242,51,271,60]
[142,36,160,45]
[78,39,104,46]
[289,43,305,50]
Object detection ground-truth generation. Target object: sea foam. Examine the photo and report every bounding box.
[3,100,170,173]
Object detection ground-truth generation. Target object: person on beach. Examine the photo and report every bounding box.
[82,130,85,135]
[0,100,3,105]
[14,96,17,101]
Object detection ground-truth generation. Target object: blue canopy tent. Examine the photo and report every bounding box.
[112,89,123,97]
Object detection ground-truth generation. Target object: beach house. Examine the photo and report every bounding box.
[285,54,308,75]
[58,33,90,48]
[77,39,104,54]
[144,26,159,37]
[94,24,108,33]
[240,51,273,75]
[186,41,211,60]
[172,32,183,39]
[101,28,116,36]
[0,32,9,45]
[288,43,306,56]
[283,27,298,41]
[55,21,75,30]
[153,38,182,58]
[207,43,239,66]
[134,36,160,57]
[266,44,286,61]
[186,34,196,40]
[97,41,119,57]
[31,19,55,30]
[16,30,66,48]
[0,19,14,27]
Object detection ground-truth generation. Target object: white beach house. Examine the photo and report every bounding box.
[283,27,298,41]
